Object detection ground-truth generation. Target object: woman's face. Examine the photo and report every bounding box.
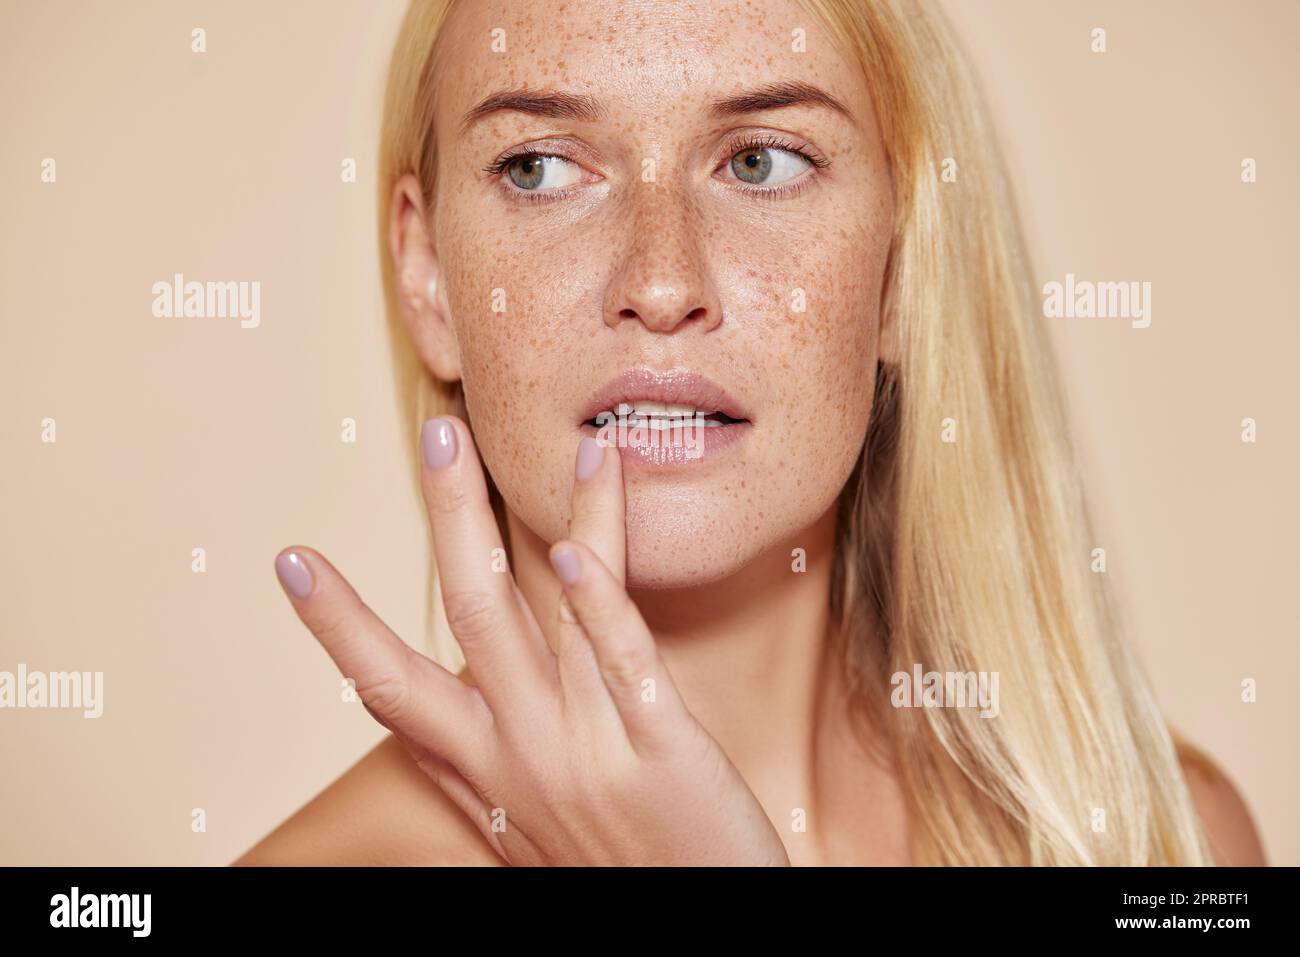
[425,0,894,588]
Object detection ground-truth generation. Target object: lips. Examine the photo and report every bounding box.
[577,368,752,469]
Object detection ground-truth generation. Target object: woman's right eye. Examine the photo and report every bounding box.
[503,154,583,191]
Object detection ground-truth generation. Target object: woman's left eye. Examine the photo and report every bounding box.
[725,146,812,186]
[502,154,583,191]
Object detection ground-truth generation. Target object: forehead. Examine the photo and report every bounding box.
[432,0,871,134]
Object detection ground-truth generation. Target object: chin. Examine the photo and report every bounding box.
[624,542,753,590]
[621,486,778,590]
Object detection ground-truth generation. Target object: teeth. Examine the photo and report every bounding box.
[639,417,723,430]
[616,401,703,417]
[591,412,724,428]
[591,402,730,430]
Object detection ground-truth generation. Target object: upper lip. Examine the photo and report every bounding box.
[579,368,751,424]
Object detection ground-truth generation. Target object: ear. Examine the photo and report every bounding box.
[388,172,461,383]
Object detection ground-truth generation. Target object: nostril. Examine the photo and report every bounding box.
[608,303,714,331]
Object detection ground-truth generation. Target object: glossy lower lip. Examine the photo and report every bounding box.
[578,418,752,470]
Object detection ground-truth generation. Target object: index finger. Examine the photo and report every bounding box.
[567,436,626,584]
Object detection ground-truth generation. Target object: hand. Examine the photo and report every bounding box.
[273,416,790,866]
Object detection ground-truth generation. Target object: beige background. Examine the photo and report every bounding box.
[0,0,1295,866]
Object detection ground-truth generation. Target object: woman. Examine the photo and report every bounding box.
[236,0,1265,866]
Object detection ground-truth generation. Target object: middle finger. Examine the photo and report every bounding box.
[420,415,558,716]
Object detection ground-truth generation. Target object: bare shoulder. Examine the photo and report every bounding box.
[232,734,502,866]
[1175,737,1266,866]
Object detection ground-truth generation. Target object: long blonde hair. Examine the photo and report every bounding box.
[378,0,1211,865]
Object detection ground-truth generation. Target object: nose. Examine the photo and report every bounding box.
[602,188,723,335]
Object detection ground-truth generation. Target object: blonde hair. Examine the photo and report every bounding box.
[378,0,1212,865]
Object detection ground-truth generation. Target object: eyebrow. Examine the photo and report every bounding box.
[459,79,854,134]
[708,80,855,125]
[460,88,606,134]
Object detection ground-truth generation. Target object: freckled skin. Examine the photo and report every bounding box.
[429,0,893,588]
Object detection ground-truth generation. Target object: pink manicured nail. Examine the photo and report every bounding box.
[275,551,314,599]
[421,418,456,470]
[575,436,603,481]
[550,547,581,586]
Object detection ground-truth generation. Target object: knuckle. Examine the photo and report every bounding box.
[556,594,579,626]
[356,670,411,725]
[309,608,356,651]
[429,482,470,516]
[442,590,503,646]
[599,646,652,696]
[579,591,637,647]
[579,604,618,637]
[310,611,346,645]
[572,495,615,525]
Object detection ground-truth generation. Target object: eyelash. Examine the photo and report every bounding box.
[720,132,828,201]
[480,150,587,205]
[482,133,829,205]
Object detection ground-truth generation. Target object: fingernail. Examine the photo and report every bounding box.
[421,418,456,470]
[275,551,314,599]
[575,436,604,481]
[550,547,581,586]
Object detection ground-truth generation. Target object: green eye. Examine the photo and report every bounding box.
[507,155,545,189]
[504,154,582,191]
[727,145,812,186]
[731,147,773,184]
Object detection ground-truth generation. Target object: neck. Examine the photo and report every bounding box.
[625,506,845,785]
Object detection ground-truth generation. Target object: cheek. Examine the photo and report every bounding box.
[724,213,882,461]
[440,214,604,543]
[768,227,881,482]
